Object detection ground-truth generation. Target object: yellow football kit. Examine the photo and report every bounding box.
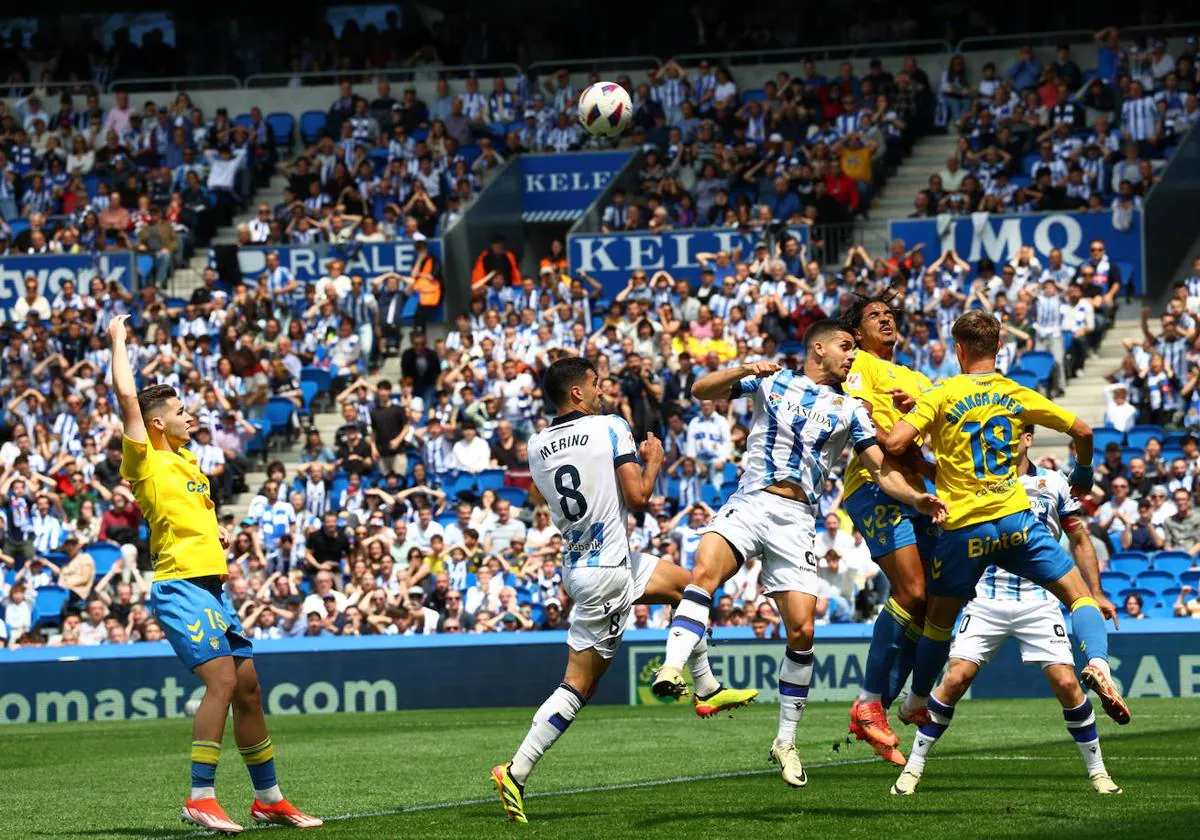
[843,351,933,499]
[902,372,1076,531]
[121,435,228,580]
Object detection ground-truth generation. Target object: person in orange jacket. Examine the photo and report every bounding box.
[471,233,521,287]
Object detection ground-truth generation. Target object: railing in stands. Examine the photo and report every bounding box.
[528,56,663,76]
[102,75,242,92]
[955,20,1200,52]
[242,63,522,88]
[676,39,953,67]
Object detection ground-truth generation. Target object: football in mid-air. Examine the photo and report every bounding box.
[578,81,633,137]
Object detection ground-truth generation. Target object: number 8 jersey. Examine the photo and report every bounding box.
[903,372,1077,530]
[528,411,641,568]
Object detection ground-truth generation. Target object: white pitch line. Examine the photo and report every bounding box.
[157,752,1198,838]
[165,755,878,838]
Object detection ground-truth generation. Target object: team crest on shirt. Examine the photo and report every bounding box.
[209,636,220,650]
[831,397,844,407]
[1037,479,1047,490]
[767,391,783,408]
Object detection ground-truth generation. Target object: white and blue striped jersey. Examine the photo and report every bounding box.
[528,411,640,568]
[734,370,877,503]
[977,465,1080,602]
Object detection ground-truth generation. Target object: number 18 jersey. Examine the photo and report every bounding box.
[528,410,640,568]
[903,373,1076,531]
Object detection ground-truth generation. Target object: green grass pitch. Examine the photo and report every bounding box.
[1,698,1196,839]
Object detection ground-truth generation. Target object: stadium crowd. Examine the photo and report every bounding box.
[912,28,1200,222]
[5,208,1200,651]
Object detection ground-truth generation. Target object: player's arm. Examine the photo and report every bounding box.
[1020,388,1094,493]
[616,431,664,511]
[108,315,146,443]
[861,444,947,523]
[691,360,781,400]
[1062,511,1118,627]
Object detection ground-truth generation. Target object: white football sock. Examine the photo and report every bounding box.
[775,647,813,747]
[510,683,585,785]
[190,786,215,801]
[688,636,722,698]
[255,784,284,805]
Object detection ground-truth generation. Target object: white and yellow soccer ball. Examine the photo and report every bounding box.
[578,81,633,137]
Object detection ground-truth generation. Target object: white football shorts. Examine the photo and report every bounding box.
[950,598,1075,668]
[562,552,658,659]
[703,488,822,597]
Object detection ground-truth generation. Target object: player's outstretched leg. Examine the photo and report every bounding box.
[1042,568,1129,725]
[653,533,739,699]
[852,541,926,766]
[639,558,757,715]
[891,693,955,795]
[230,660,323,828]
[898,594,964,725]
[495,646,604,823]
[1044,665,1123,794]
[182,658,244,834]
[767,591,818,788]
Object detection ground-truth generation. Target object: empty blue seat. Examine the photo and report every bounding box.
[1136,570,1178,593]
[1161,447,1186,465]
[265,397,297,441]
[1099,570,1132,594]
[33,585,70,628]
[1152,551,1197,576]
[1092,426,1124,451]
[701,484,720,506]
[300,110,326,144]
[300,380,318,419]
[476,468,505,492]
[1106,553,1150,576]
[1159,586,1183,608]
[1120,446,1143,465]
[1162,431,1188,448]
[1007,370,1040,390]
[740,88,768,103]
[234,112,253,128]
[1143,600,1175,619]
[245,420,270,463]
[1015,351,1055,384]
[266,112,295,149]
[1126,425,1165,450]
[496,486,528,507]
[722,462,739,486]
[1182,569,1200,590]
[87,542,123,577]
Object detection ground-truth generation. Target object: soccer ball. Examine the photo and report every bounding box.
[578,82,633,137]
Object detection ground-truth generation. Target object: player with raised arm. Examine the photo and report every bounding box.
[840,297,938,766]
[491,357,757,824]
[650,320,947,788]
[891,426,1122,796]
[109,315,321,833]
[883,310,1128,795]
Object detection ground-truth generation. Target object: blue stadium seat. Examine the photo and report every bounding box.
[1161,446,1185,465]
[1158,586,1182,609]
[1126,425,1165,450]
[266,112,295,149]
[265,397,297,443]
[301,365,332,401]
[1182,569,1200,590]
[1163,432,1189,448]
[1007,370,1040,391]
[1099,571,1132,594]
[740,88,768,103]
[135,253,154,282]
[1014,351,1054,384]
[459,143,480,164]
[1152,551,1197,576]
[1120,446,1143,465]
[1092,426,1124,451]
[1143,599,1175,619]
[234,113,253,128]
[496,486,528,507]
[1106,553,1149,576]
[435,510,458,526]
[476,469,505,492]
[1117,587,1155,606]
[722,462,739,487]
[87,542,123,577]
[701,484,721,506]
[300,381,318,419]
[33,585,70,628]
[300,110,326,144]
[1135,570,1177,594]
[245,420,270,464]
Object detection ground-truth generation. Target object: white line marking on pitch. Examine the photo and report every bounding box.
[160,753,1196,838]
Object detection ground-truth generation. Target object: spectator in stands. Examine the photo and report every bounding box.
[1164,488,1200,554]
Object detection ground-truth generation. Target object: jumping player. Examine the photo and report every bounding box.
[110,315,321,833]
[840,297,937,765]
[651,320,947,788]
[891,426,1122,795]
[491,357,758,824]
[883,311,1129,795]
